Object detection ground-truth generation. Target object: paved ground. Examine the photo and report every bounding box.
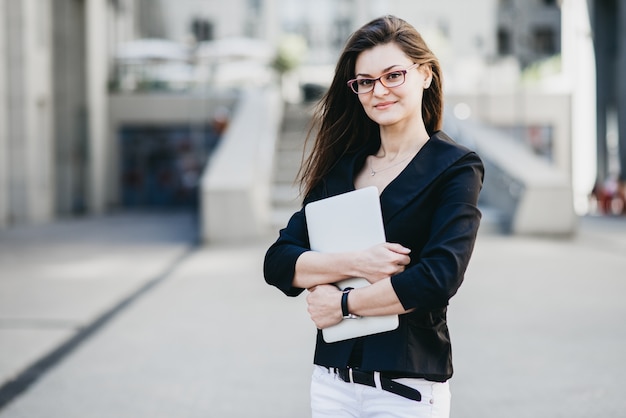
[0,210,625,417]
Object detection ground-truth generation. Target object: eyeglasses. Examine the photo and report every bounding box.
[347,63,420,94]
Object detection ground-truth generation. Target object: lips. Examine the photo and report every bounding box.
[374,101,396,110]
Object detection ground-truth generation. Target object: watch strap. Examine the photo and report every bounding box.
[341,287,360,319]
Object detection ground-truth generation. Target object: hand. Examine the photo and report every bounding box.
[355,243,411,283]
[306,285,343,329]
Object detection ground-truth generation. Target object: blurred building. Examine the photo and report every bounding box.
[0,0,623,228]
[279,0,499,76]
[0,0,139,227]
[496,0,562,68]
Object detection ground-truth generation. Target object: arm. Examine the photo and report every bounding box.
[306,153,484,327]
[306,278,410,329]
[292,242,411,289]
[391,153,484,311]
[263,207,310,297]
[264,186,411,295]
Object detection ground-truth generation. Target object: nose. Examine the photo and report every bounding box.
[372,79,389,95]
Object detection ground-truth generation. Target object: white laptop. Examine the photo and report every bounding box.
[305,186,399,343]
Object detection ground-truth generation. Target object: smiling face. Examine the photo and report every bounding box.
[354,43,431,129]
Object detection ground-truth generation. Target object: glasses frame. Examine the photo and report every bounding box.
[347,63,421,94]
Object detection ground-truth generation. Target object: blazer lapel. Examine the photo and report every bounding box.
[380,131,472,223]
[318,131,472,224]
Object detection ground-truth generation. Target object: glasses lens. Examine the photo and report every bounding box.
[382,71,406,88]
[354,79,374,93]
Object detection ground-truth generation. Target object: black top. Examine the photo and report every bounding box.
[263,131,484,382]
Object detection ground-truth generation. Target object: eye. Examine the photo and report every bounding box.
[357,79,374,87]
[384,71,404,81]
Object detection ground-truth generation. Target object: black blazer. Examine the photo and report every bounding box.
[263,131,484,382]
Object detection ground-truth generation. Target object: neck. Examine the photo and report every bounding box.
[377,123,430,160]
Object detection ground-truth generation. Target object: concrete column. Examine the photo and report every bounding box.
[86,0,109,213]
[0,1,7,227]
[618,0,626,182]
[591,0,616,184]
[1,0,55,225]
[23,0,55,223]
[561,0,597,214]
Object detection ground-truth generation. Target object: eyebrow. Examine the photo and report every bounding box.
[355,64,405,78]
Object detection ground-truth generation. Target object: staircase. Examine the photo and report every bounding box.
[270,102,314,229]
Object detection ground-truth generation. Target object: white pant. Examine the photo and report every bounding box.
[310,365,451,418]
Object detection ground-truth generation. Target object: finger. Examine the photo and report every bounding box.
[398,254,411,266]
[385,243,411,254]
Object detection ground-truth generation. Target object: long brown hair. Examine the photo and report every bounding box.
[297,15,444,197]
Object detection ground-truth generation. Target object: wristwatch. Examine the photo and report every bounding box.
[341,287,360,319]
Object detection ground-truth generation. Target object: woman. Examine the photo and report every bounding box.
[264,15,484,418]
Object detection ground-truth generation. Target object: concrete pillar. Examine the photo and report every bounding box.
[1,1,55,225]
[561,0,597,214]
[86,0,109,213]
[52,0,88,215]
[3,1,26,224]
[23,0,55,223]
[591,0,616,184]
[0,1,7,227]
[618,0,626,182]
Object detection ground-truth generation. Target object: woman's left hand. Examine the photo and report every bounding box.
[306,285,343,329]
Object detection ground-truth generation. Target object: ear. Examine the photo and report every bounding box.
[420,64,433,89]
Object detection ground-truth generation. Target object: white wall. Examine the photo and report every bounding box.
[561,0,597,214]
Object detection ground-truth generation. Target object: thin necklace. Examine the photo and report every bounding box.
[369,152,415,176]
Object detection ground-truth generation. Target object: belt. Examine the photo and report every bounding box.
[329,368,422,402]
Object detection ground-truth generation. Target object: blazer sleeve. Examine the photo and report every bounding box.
[263,186,325,297]
[263,208,309,297]
[390,152,484,311]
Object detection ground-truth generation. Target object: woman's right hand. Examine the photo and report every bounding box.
[293,243,411,289]
[354,243,411,283]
